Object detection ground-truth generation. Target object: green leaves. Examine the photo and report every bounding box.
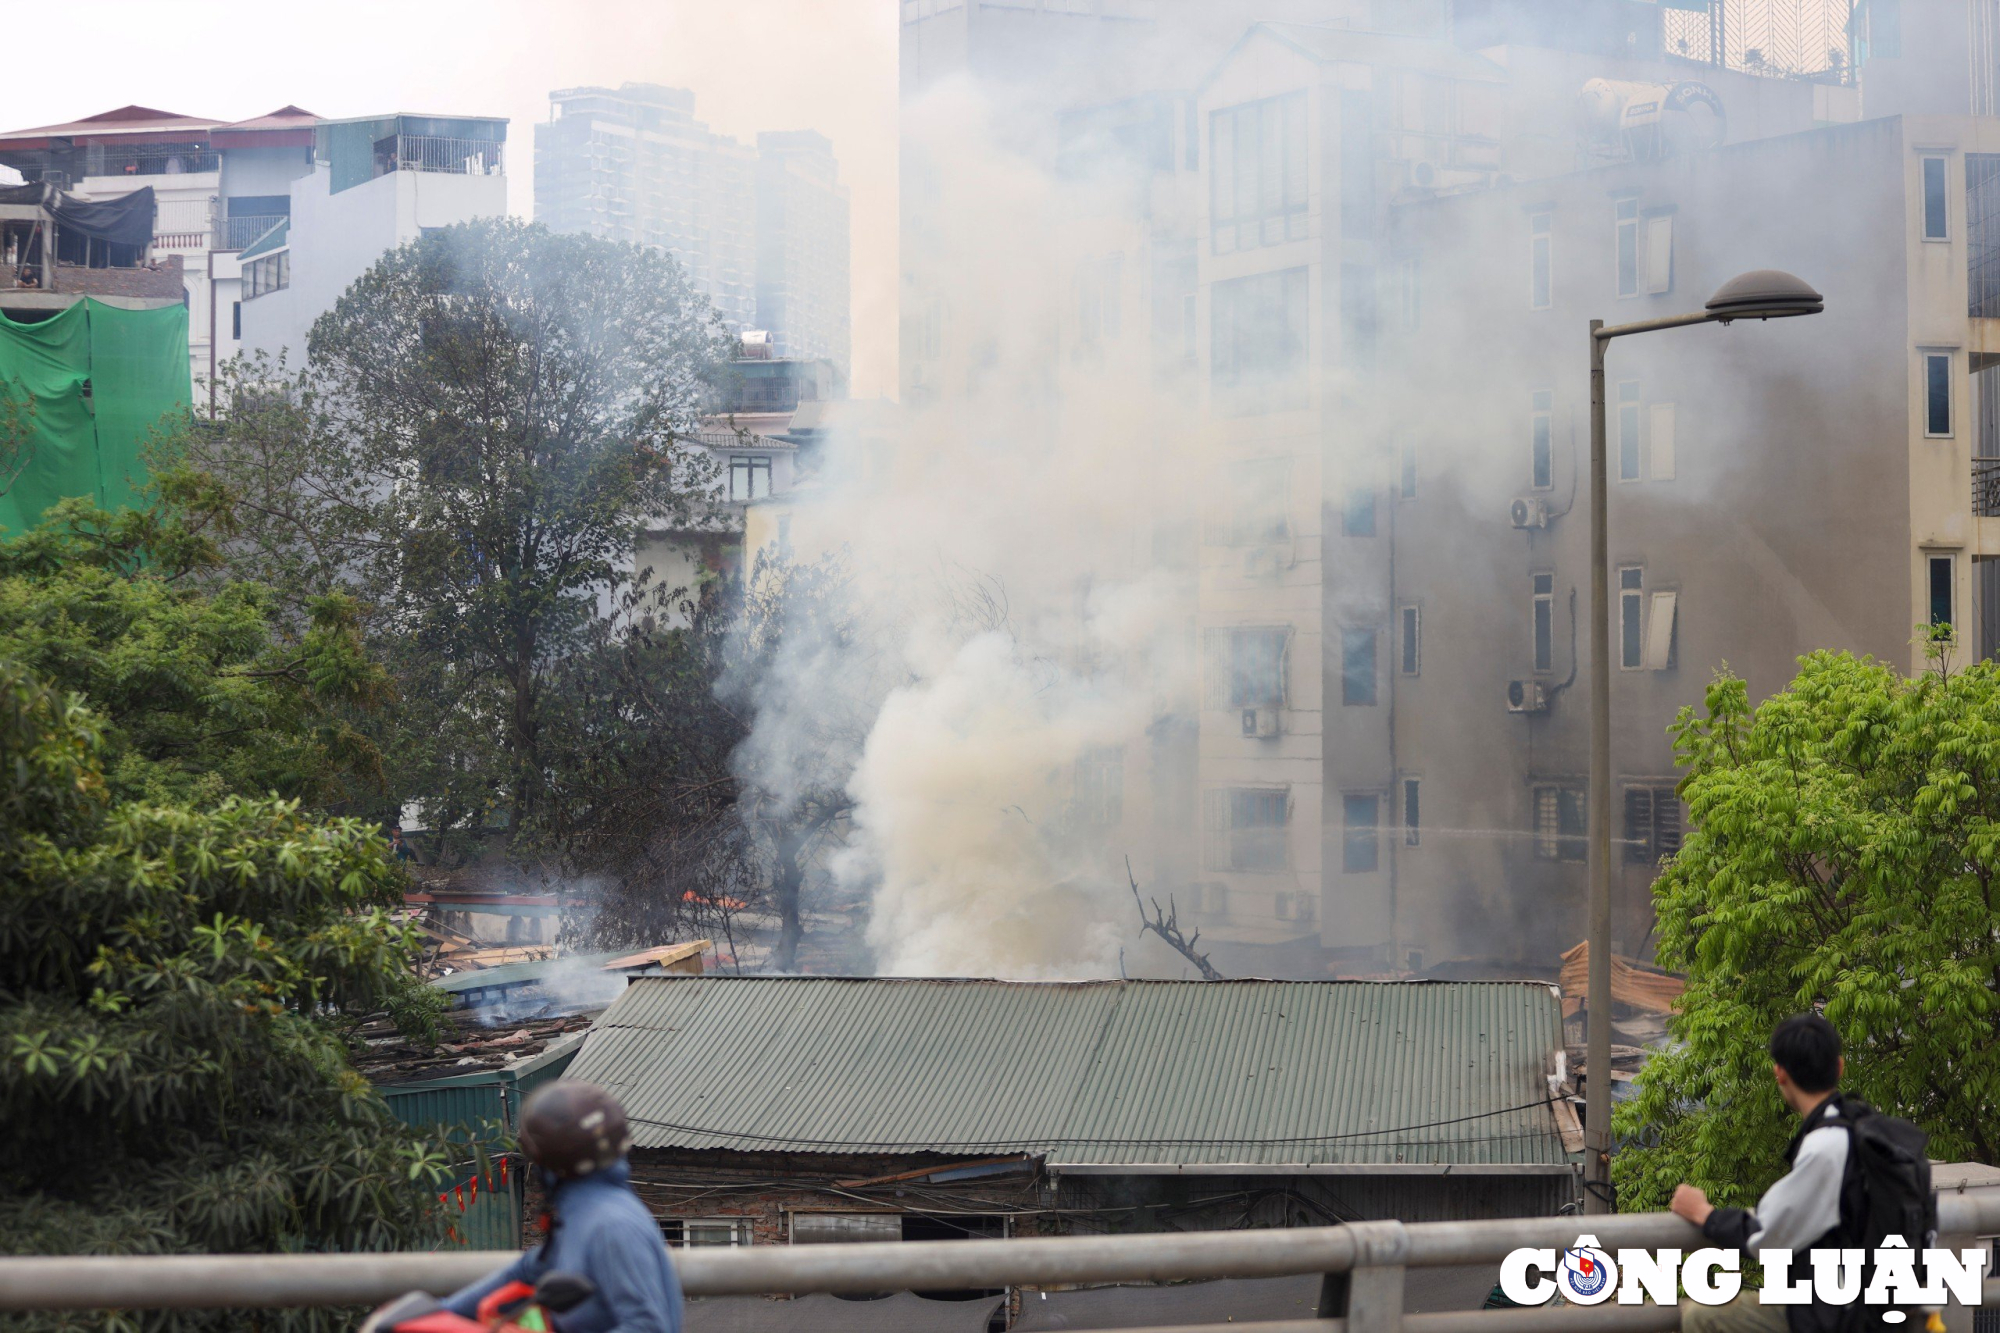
[1614,651,2000,1210]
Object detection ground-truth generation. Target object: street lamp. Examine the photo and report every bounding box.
[1581,268,1822,1215]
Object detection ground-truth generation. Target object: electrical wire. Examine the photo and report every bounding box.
[625,1097,1561,1153]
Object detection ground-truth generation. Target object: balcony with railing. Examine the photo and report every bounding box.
[1976,458,2000,518]
[214,213,289,251]
[388,135,504,177]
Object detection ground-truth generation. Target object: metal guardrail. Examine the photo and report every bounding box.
[0,1197,1995,1322]
[214,214,288,251]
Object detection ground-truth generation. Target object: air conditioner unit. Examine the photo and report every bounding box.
[1241,707,1281,738]
[1241,546,1282,579]
[1507,679,1549,713]
[1510,497,1549,529]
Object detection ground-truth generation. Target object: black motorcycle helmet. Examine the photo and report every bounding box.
[518,1079,634,1180]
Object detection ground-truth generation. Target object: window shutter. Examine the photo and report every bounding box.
[1649,402,1676,481]
[1624,787,1653,862]
[1643,592,1678,670]
[1202,788,1228,871]
[1203,629,1228,709]
[1645,214,1673,293]
[1654,792,1683,860]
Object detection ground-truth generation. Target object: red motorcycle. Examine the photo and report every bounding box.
[360,1271,595,1333]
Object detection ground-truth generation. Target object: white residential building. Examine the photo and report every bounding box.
[237,114,509,365]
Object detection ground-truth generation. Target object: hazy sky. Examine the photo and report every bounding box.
[0,1,900,396]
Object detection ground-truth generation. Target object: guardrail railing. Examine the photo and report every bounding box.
[1,1196,1995,1331]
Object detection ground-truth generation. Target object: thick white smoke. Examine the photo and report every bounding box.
[737,74,1205,978]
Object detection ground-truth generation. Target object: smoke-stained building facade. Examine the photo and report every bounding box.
[535,85,851,380]
[894,0,2000,978]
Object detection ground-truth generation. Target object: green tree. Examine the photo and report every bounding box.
[0,656,454,1326]
[0,473,386,810]
[1613,647,2000,1212]
[184,218,729,856]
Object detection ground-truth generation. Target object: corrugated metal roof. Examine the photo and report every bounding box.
[568,977,1567,1170]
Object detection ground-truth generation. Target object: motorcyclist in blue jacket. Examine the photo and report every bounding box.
[444,1080,684,1333]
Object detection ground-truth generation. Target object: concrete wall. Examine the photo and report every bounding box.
[239,165,507,365]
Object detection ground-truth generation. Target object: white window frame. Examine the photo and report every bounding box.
[1529,212,1552,310]
[1930,552,1957,635]
[1619,566,1645,670]
[1532,571,1555,674]
[1614,196,1640,298]
[1531,389,1554,490]
[1924,351,1954,438]
[664,1217,753,1248]
[1617,380,1642,482]
[1922,154,1950,242]
[729,454,773,501]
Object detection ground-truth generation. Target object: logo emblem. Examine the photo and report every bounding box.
[1557,1235,1619,1305]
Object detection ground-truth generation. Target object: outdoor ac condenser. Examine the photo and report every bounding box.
[1506,680,1549,713]
[1241,707,1281,738]
[1510,497,1549,529]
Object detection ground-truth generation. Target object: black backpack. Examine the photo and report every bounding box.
[1843,1100,1936,1252]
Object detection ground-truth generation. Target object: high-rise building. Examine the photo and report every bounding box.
[756,131,851,374]
[535,84,851,379]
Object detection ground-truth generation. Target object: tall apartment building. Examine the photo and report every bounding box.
[535,86,850,378]
[899,0,1931,977]
[755,132,851,374]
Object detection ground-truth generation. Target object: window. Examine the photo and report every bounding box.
[1339,90,1374,238]
[1403,777,1420,847]
[1342,793,1380,872]
[1204,787,1289,871]
[1400,605,1420,675]
[1529,212,1551,309]
[1649,402,1677,481]
[662,1218,752,1248]
[1399,440,1417,498]
[1218,626,1287,709]
[1618,381,1641,481]
[1076,254,1123,345]
[1620,567,1644,669]
[1644,213,1673,293]
[729,455,772,501]
[1623,784,1683,865]
[1225,458,1290,544]
[1866,0,1902,59]
[1923,156,1949,240]
[1534,785,1587,861]
[1211,268,1310,415]
[1275,890,1317,922]
[1531,390,1553,489]
[1210,93,1308,254]
[243,250,289,300]
[1931,553,1956,631]
[1533,573,1555,673]
[1926,352,1953,436]
[1643,591,1678,671]
[1341,627,1377,706]
[1615,197,1639,297]
[1344,484,1376,536]
[231,301,241,340]
[1074,747,1124,827]
[791,1213,902,1244]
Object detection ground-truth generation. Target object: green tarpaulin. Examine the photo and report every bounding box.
[0,300,190,534]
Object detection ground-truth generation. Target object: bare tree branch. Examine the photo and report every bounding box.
[1128,855,1224,981]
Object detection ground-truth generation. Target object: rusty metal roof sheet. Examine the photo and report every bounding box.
[566,977,1568,1171]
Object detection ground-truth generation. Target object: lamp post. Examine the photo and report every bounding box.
[1581,269,1823,1215]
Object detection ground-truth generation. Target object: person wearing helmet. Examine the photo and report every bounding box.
[442,1080,684,1333]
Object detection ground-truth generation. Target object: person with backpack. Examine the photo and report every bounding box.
[1668,1013,1934,1333]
